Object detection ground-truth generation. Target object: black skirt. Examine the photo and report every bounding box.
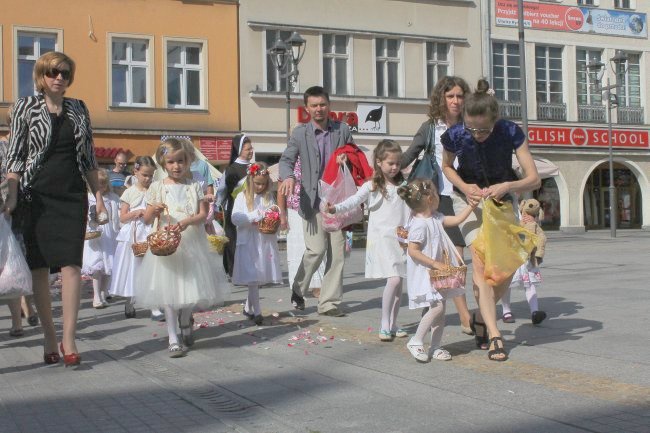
[23,112,87,271]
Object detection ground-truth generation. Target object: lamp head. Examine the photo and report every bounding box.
[612,50,628,66]
[286,31,306,65]
[267,39,290,71]
[586,57,605,84]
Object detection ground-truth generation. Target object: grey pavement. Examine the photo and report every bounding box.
[1,230,649,433]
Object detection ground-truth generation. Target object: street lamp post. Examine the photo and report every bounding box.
[587,50,628,238]
[267,32,306,141]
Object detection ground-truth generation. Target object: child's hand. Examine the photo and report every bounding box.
[325,203,336,214]
[336,154,347,166]
[203,194,215,203]
[152,203,166,215]
[280,213,288,231]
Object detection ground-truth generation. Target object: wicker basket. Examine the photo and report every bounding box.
[207,235,229,254]
[258,205,281,235]
[428,250,467,290]
[396,226,408,250]
[147,207,182,256]
[85,230,101,240]
[131,222,149,257]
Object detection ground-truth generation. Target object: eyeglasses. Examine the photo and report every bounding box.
[45,68,71,81]
[464,124,493,137]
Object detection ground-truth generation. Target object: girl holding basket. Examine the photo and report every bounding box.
[231,162,282,325]
[135,138,228,357]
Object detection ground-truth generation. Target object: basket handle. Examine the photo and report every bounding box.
[132,220,137,243]
[438,218,466,266]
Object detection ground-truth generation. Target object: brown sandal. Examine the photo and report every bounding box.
[487,337,508,362]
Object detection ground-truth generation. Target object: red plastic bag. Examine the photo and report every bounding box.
[318,165,363,232]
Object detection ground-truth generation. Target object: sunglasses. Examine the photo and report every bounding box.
[45,68,71,80]
[464,124,493,137]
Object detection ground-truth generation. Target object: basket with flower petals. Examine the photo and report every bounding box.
[428,250,467,290]
[258,205,281,234]
[131,222,149,257]
[84,230,101,240]
[207,235,229,254]
[396,226,409,250]
[147,206,181,256]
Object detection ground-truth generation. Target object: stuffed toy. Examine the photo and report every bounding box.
[519,199,547,266]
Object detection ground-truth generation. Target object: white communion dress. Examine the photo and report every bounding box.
[109,186,150,298]
[334,181,411,279]
[231,193,283,286]
[135,179,229,309]
[82,192,120,277]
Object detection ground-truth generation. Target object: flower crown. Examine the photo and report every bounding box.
[247,163,268,176]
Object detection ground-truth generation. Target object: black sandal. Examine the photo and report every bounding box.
[470,313,489,350]
[487,336,508,362]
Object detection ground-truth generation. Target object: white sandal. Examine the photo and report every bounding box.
[406,341,429,363]
[168,343,186,358]
[430,348,452,361]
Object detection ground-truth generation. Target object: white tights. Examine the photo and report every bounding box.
[380,277,402,332]
[92,274,109,304]
[411,301,446,349]
[502,283,539,315]
[164,305,193,345]
[244,284,261,316]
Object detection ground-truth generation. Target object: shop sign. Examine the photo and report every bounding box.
[527,126,649,149]
[199,137,232,161]
[495,0,647,39]
[357,103,387,134]
[297,106,359,132]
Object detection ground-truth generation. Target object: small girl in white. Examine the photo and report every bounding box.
[231,162,282,325]
[135,138,228,357]
[109,156,156,318]
[326,139,411,341]
[82,170,120,309]
[397,179,475,362]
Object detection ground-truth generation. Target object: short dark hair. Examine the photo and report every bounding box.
[303,86,330,105]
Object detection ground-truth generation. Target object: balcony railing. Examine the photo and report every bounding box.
[617,106,644,125]
[498,100,522,120]
[537,102,567,121]
[578,104,606,123]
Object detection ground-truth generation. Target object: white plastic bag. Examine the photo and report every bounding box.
[0,216,32,299]
[318,165,363,232]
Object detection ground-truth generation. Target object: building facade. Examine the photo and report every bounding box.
[487,0,650,231]
[1,0,240,165]
[238,0,485,161]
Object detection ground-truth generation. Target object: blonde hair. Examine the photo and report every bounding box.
[155,137,196,168]
[243,162,272,211]
[34,52,76,93]
[397,178,438,213]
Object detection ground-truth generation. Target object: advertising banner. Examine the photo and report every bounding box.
[199,137,232,161]
[527,126,649,149]
[495,0,647,39]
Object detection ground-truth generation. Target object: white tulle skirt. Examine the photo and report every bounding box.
[81,233,117,277]
[134,224,229,309]
[109,221,150,298]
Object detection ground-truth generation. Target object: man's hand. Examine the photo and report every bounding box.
[336,153,347,166]
[279,178,295,196]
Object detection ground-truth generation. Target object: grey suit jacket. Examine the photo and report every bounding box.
[279,120,354,219]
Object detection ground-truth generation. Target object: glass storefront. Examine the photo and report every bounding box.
[583,164,642,229]
[533,178,561,230]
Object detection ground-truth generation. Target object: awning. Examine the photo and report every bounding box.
[512,158,560,179]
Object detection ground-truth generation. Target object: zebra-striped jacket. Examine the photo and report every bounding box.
[6,94,98,188]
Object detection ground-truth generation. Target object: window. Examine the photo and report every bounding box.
[425,42,450,97]
[617,53,641,107]
[16,31,58,98]
[265,29,292,92]
[492,42,521,102]
[578,0,598,6]
[322,34,349,96]
[614,0,633,9]
[535,45,563,104]
[110,37,152,107]
[166,40,205,108]
[375,38,401,98]
[576,49,602,106]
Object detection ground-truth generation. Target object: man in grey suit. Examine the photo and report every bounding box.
[278,86,353,317]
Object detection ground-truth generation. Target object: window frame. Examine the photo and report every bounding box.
[576,48,603,106]
[263,28,297,93]
[13,26,63,99]
[492,41,522,102]
[163,37,208,110]
[320,33,352,96]
[535,44,564,104]
[614,0,634,9]
[107,33,155,108]
[423,41,452,98]
[617,52,641,108]
[577,0,599,6]
[374,37,403,98]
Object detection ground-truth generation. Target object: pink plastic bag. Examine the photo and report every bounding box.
[319,165,363,232]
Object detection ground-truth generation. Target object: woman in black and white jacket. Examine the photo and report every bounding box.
[3,51,107,367]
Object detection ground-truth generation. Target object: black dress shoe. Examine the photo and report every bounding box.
[291,291,305,310]
[254,315,264,326]
[531,310,547,325]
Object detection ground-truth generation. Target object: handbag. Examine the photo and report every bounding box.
[407,122,439,189]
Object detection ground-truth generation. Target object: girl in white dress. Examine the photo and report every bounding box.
[82,170,120,309]
[397,179,475,362]
[135,138,228,358]
[326,140,411,341]
[109,156,156,318]
[231,162,282,325]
